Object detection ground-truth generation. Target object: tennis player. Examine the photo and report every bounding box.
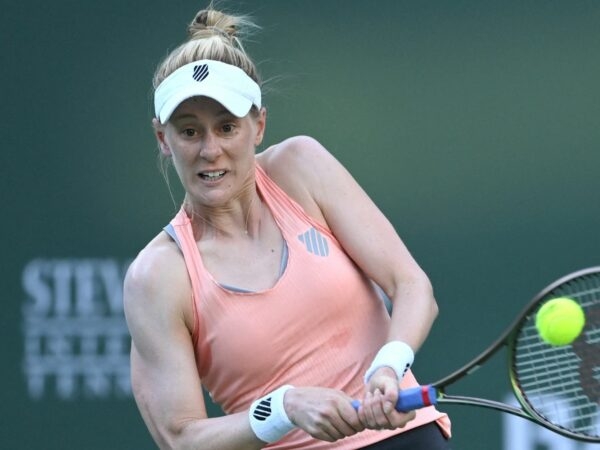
[124,4,451,449]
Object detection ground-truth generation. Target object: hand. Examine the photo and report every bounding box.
[283,387,365,442]
[357,367,416,430]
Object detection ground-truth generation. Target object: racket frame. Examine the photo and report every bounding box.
[429,266,600,442]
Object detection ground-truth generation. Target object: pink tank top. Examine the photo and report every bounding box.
[168,163,450,448]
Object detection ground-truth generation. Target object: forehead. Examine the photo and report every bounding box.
[171,96,233,119]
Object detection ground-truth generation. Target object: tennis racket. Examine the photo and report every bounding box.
[355,266,600,442]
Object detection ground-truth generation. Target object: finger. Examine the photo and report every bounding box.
[361,389,389,430]
[307,426,339,443]
[339,401,365,433]
[367,372,400,417]
[371,389,392,429]
[327,413,362,438]
[308,416,357,442]
[304,400,365,441]
[360,391,378,428]
[399,411,417,428]
[379,383,399,416]
[388,409,417,429]
[301,415,343,442]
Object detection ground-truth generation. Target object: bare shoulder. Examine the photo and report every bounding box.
[124,232,193,337]
[258,135,335,180]
[257,136,342,224]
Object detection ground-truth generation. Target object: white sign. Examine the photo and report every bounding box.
[22,258,132,400]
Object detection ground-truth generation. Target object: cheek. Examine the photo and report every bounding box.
[169,156,185,180]
[238,144,257,166]
[168,141,196,164]
[169,147,195,177]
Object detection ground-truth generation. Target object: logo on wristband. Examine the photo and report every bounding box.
[252,397,272,421]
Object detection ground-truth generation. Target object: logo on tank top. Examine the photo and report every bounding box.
[298,227,329,257]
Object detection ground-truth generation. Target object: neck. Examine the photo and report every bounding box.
[184,193,263,239]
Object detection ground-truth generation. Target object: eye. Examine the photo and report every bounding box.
[221,123,235,133]
[182,128,197,137]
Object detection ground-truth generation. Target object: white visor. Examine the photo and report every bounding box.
[154,59,261,123]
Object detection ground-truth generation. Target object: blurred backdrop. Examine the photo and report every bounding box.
[2,1,599,449]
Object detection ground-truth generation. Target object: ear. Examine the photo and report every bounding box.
[152,118,172,156]
[254,107,267,146]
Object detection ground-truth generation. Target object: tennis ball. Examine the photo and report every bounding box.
[535,297,585,346]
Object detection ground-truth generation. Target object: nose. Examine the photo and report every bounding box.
[199,132,222,161]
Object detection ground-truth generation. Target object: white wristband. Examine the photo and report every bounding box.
[249,385,296,443]
[364,341,415,384]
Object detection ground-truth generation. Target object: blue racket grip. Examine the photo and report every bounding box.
[351,385,438,412]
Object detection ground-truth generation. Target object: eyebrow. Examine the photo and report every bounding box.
[172,108,235,122]
[170,113,197,122]
[215,109,236,119]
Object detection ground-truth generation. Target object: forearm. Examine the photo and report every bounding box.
[387,275,438,351]
[154,412,265,450]
[151,386,298,450]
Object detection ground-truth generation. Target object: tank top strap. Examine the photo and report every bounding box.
[166,208,202,344]
[255,163,334,240]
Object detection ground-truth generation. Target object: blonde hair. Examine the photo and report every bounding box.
[152,4,261,90]
[153,4,262,208]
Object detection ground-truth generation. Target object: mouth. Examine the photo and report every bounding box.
[198,170,226,181]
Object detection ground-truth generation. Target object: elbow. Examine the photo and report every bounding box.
[159,417,207,450]
[406,269,439,322]
[131,388,190,450]
[430,293,439,321]
[422,273,439,321]
[154,424,192,450]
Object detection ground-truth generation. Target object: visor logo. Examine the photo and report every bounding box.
[192,64,209,82]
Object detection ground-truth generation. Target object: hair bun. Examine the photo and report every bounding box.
[193,10,210,27]
[188,9,238,41]
[152,6,260,88]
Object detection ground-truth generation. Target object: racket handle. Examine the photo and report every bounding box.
[395,385,438,411]
[351,385,438,412]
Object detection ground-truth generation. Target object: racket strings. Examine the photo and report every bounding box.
[512,272,600,438]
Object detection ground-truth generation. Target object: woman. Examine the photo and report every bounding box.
[124,5,451,449]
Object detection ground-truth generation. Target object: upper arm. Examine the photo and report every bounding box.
[260,136,429,298]
[124,239,207,448]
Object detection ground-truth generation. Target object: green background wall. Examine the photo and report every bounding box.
[3,1,599,449]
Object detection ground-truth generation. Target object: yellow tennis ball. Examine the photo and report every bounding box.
[535,297,585,346]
